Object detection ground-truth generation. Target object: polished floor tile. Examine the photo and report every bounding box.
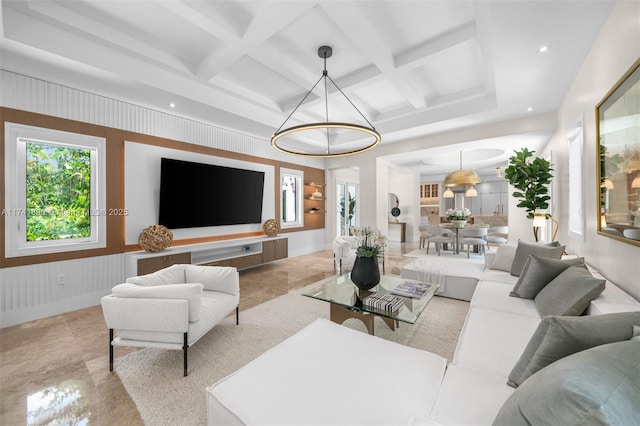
[0,243,417,425]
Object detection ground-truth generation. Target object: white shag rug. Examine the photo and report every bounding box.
[115,283,470,425]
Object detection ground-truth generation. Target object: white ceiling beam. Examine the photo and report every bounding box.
[3,7,283,128]
[280,64,381,112]
[320,2,426,109]
[154,0,241,41]
[25,1,192,74]
[196,1,316,81]
[394,21,477,68]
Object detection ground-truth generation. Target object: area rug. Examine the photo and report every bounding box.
[115,283,470,425]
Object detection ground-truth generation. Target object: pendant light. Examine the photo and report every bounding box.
[270,46,381,157]
[443,151,481,188]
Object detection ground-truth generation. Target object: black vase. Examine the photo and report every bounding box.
[350,256,380,290]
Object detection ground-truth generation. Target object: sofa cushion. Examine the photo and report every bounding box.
[510,255,585,299]
[429,364,514,426]
[488,244,517,272]
[471,281,540,318]
[510,241,565,276]
[126,263,186,286]
[453,307,540,377]
[112,282,203,322]
[534,266,605,316]
[494,340,640,426]
[185,264,238,295]
[586,277,640,315]
[507,312,640,387]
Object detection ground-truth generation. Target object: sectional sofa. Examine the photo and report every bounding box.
[206,241,640,425]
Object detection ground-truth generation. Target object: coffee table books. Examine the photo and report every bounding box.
[362,293,405,312]
[390,281,433,299]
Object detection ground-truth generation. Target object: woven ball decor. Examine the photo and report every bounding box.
[263,219,280,237]
[138,225,173,252]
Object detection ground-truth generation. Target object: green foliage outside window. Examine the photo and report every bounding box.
[26,142,91,241]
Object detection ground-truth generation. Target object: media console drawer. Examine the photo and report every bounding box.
[137,252,192,275]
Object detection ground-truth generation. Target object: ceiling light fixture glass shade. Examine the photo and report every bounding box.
[465,186,478,197]
[443,187,454,198]
[443,151,481,187]
[270,46,381,157]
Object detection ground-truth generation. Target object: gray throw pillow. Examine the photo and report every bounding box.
[494,340,640,426]
[510,240,565,276]
[510,255,585,299]
[534,266,605,317]
[507,312,640,387]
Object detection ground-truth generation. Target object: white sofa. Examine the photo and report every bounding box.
[206,243,640,424]
[101,263,239,376]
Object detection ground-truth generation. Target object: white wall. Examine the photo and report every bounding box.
[124,142,276,244]
[541,0,640,300]
[388,168,420,242]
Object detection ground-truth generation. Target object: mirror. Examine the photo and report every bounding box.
[596,58,640,246]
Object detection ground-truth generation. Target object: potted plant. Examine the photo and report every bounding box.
[349,226,386,290]
[504,148,554,241]
[445,208,471,227]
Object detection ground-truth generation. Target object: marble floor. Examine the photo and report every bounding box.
[0,242,418,425]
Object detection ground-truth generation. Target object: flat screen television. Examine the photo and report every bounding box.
[158,157,265,229]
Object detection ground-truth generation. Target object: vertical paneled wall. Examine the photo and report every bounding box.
[0,254,124,327]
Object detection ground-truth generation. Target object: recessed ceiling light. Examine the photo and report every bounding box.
[527,107,533,112]
[538,45,549,53]
[169,103,176,108]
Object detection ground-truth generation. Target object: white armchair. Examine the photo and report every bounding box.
[333,235,357,274]
[101,264,239,376]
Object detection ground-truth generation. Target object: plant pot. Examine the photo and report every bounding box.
[451,220,468,228]
[350,256,380,290]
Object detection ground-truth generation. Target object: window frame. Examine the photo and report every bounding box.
[4,123,107,257]
[280,167,304,229]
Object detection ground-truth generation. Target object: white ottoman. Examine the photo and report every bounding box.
[207,319,447,425]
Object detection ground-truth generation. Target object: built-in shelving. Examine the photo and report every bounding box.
[304,181,326,215]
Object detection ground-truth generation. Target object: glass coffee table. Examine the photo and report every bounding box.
[302,273,439,335]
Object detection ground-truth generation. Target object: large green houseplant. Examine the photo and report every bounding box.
[504,148,554,241]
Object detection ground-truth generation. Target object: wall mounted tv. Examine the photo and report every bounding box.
[158,157,265,229]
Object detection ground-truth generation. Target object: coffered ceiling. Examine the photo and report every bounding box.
[0,0,616,178]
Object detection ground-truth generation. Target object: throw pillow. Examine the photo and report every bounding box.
[127,263,186,286]
[510,240,565,276]
[494,340,640,426]
[112,282,203,322]
[507,311,640,387]
[510,255,585,299]
[185,265,239,295]
[489,244,517,272]
[534,266,605,317]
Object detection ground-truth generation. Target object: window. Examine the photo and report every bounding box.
[4,123,106,257]
[280,168,303,228]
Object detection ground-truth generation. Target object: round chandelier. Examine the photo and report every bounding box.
[271,46,381,157]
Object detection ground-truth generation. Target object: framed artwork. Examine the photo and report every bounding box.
[595,58,640,246]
